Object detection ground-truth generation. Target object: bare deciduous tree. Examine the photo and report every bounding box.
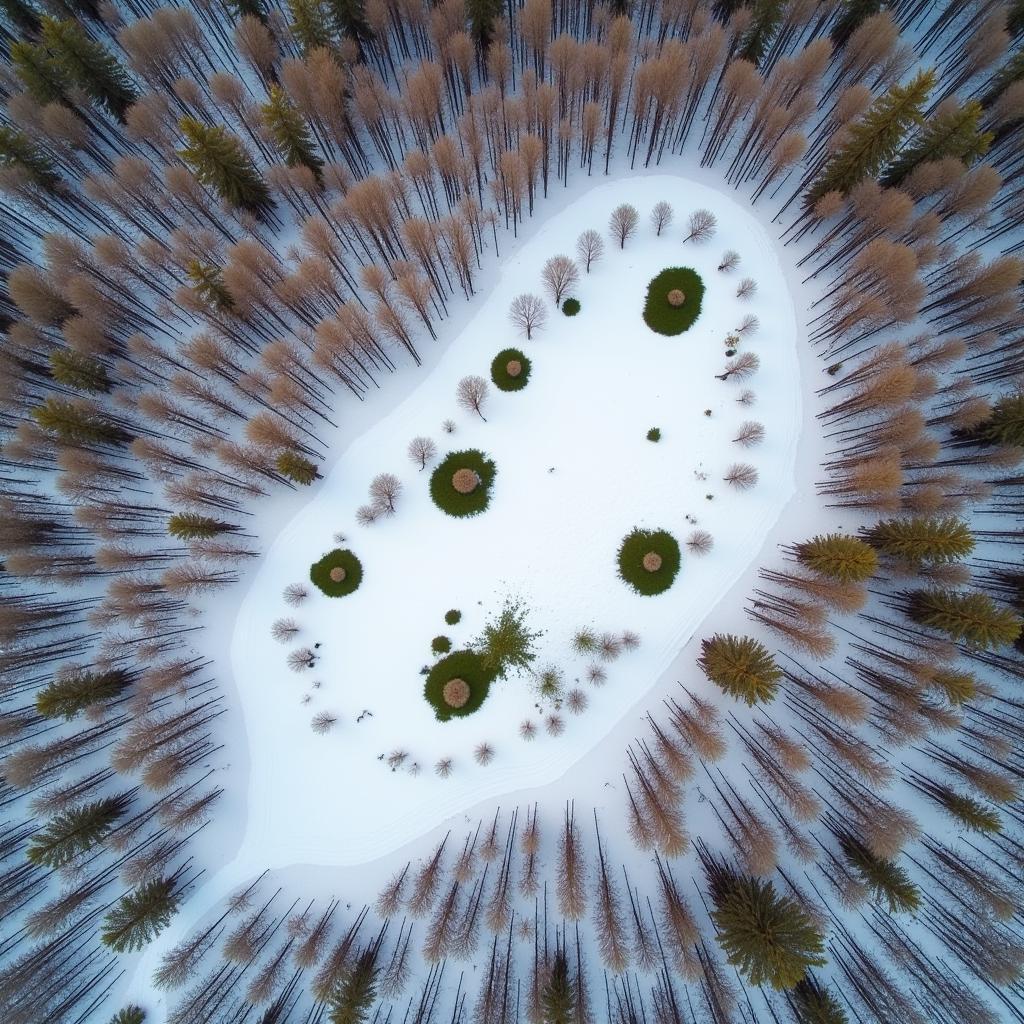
[311,712,337,734]
[609,203,639,248]
[725,463,759,489]
[456,376,489,421]
[407,436,437,470]
[718,250,740,272]
[651,201,673,236]
[733,421,765,447]
[474,742,495,765]
[541,255,579,304]
[687,530,714,555]
[369,473,402,514]
[684,209,716,243]
[283,583,308,606]
[576,229,604,272]
[716,351,760,381]
[271,618,299,642]
[509,294,547,339]
[737,277,757,299]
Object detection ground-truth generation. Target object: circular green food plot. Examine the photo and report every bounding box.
[424,649,498,720]
[617,528,681,595]
[310,548,363,597]
[562,298,580,316]
[642,267,705,336]
[430,449,496,517]
[491,348,531,392]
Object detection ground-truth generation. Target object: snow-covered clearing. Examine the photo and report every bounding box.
[228,175,802,869]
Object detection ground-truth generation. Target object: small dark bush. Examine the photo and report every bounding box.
[424,650,498,721]
[617,528,681,596]
[642,267,705,336]
[647,427,661,442]
[562,297,581,316]
[490,348,531,392]
[725,348,736,357]
[827,362,843,376]
[432,635,452,655]
[430,450,496,517]
[309,548,363,597]
[445,609,462,625]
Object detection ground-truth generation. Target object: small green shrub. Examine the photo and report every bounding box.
[617,528,681,596]
[647,427,661,442]
[432,635,452,655]
[826,362,843,376]
[430,449,497,517]
[490,348,531,392]
[309,548,363,596]
[445,609,462,625]
[424,649,498,720]
[562,297,581,316]
[642,267,705,336]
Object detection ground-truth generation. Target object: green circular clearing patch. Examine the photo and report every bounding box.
[310,548,363,597]
[430,449,496,517]
[617,528,681,595]
[424,649,498,720]
[491,348,531,392]
[642,267,705,336]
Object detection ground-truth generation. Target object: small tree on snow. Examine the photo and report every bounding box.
[684,209,717,243]
[472,599,542,678]
[509,293,546,339]
[609,203,639,248]
[542,255,579,304]
[651,200,673,236]
[576,229,604,272]
[407,436,437,470]
[456,375,489,421]
[719,250,740,272]
[699,634,781,705]
[725,463,759,489]
[716,351,760,381]
[369,472,402,514]
[733,421,765,447]
[737,277,757,299]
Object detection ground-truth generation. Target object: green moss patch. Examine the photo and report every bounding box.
[310,548,363,597]
[642,267,705,336]
[430,449,496,517]
[491,348,531,392]
[424,649,498,720]
[617,528,681,595]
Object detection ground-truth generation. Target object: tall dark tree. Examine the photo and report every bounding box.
[27,792,133,867]
[262,85,324,181]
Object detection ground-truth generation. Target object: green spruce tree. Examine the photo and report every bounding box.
[50,349,109,392]
[178,116,275,219]
[829,0,882,47]
[1,0,43,36]
[276,450,321,485]
[806,69,935,205]
[790,974,848,1024]
[288,0,334,53]
[101,875,185,953]
[540,949,577,1024]
[262,85,324,181]
[837,832,920,913]
[40,17,138,122]
[927,666,976,705]
[0,125,61,191]
[168,513,239,540]
[36,666,130,719]
[329,0,373,54]
[32,397,134,446]
[329,943,381,1024]
[186,259,235,313]
[109,1008,145,1024]
[921,783,1002,835]
[967,392,1024,447]
[11,39,70,105]
[903,588,1023,650]
[466,0,503,54]
[881,99,992,186]
[698,634,782,705]
[863,515,975,565]
[27,792,133,867]
[793,534,878,583]
[227,0,267,22]
[473,599,542,678]
[738,0,786,67]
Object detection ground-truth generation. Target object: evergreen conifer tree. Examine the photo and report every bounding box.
[0,125,61,191]
[32,397,134,446]
[921,783,1002,835]
[227,0,267,22]
[329,944,381,1024]
[40,17,138,122]
[288,0,334,53]
[178,117,275,220]
[50,349,109,392]
[101,875,185,953]
[329,0,373,54]
[168,513,239,540]
[36,666,130,719]
[927,667,976,705]
[794,534,878,583]
[903,589,1022,650]
[11,39,69,105]
[737,0,785,67]
[109,1008,145,1024]
[262,85,324,181]
[967,392,1024,448]
[276,450,321,485]
[186,260,235,313]
[837,832,920,913]
[698,634,782,705]
[473,599,542,678]
[807,69,935,205]
[863,516,975,565]
[703,853,826,990]
[467,0,503,54]
[790,975,848,1024]
[881,99,992,186]
[27,792,133,867]
[829,0,881,47]
[1,0,43,36]
[540,949,576,1024]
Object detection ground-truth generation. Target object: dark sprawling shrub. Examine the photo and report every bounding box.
[309,548,363,596]
[429,449,496,517]
[647,427,661,442]
[617,528,681,595]
[642,267,705,335]
[562,297,580,316]
[445,608,462,625]
[424,649,498,720]
[432,635,452,655]
[490,348,531,392]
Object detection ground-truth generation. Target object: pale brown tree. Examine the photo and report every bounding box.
[509,294,546,339]
[609,203,639,247]
[541,255,579,304]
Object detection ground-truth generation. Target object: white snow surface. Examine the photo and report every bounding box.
[228,175,802,869]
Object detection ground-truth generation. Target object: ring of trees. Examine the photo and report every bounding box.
[617,528,682,595]
[491,348,532,392]
[309,548,363,597]
[430,450,497,517]
[643,267,705,336]
[424,650,498,720]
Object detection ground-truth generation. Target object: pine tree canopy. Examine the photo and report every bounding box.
[794,533,878,582]
[328,0,373,46]
[930,787,1002,834]
[737,0,785,67]
[32,397,134,446]
[186,259,235,313]
[11,39,70,105]
[36,666,130,719]
[791,975,849,1024]
[262,85,324,180]
[288,0,334,53]
[0,124,61,190]
[178,116,275,218]
[829,0,882,47]
[972,392,1024,447]
[881,99,992,186]
[276,450,320,484]
[0,0,43,36]
[227,0,267,22]
[466,0,503,50]
[27,792,133,867]
[168,513,238,539]
[109,1007,146,1024]
[927,666,976,704]
[699,633,782,705]
[329,945,380,1024]
[709,870,826,990]
[863,515,975,565]
[807,68,935,204]
[101,875,184,952]
[472,599,542,678]
[904,588,1023,650]
[540,950,577,1024]
[49,349,109,392]
[837,832,920,914]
